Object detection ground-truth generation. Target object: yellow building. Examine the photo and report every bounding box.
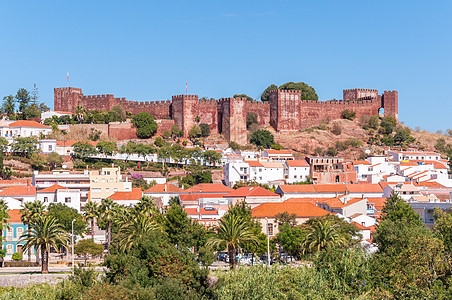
[89,167,132,203]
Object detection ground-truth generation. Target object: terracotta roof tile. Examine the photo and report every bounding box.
[245,160,264,167]
[278,185,317,193]
[345,183,383,193]
[179,193,226,203]
[38,184,68,193]
[0,185,36,196]
[9,120,50,128]
[264,149,292,155]
[144,183,184,193]
[109,188,143,201]
[7,209,22,223]
[352,161,371,165]
[226,186,279,198]
[313,184,347,193]
[286,160,309,167]
[252,201,329,218]
[185,184,233,194]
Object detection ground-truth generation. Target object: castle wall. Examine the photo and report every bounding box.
[245,101,270,126]
[220,98,247,145]
[108,123,137,140]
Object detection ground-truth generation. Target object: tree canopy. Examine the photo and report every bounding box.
[132,112,158,139]
[261,82,318,101]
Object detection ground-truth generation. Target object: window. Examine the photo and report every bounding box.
[7,228,13,240]
[48,145,53,151]
[65,197,71,203]
[106,188,110,193]
[44,197,48,202]
[267,223,274,236]
[113,188,118,193]
[17,227,23,237]
[92,188,101,193]
[259,169,262,172]
[294,175,297,179]
[101,178,106,183]
[6,244,13,254]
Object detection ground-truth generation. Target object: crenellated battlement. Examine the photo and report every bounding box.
[55,86,397,142]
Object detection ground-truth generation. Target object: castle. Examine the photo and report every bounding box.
[54,87,398,144]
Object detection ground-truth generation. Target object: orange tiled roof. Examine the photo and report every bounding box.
[413,181,445,188]
[286,160,309,167]
[351,222,368,230]
[9,120,50,128]
[226,186,279,198]
[252,201,329,218]
[313,184,347,193]
[278,185,317,193]
[264,149,292,155]
[185,183,233,194]
[367,197,387,211]
[246,160,264,167]
[53,111,73,114]
[38,184,68,193]
[179,193,226,203]
[0,185,36,196]
[144,183,184,193]
[352,161,371,165]
[399,162,418,166]
[345,183,383,193]
[7,209,22,223]
[109,188,143,201]
[0,180,27,185]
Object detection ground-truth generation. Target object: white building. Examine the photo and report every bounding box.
[224,160,285,188]
[261,149,294,161]
[284,160,310,184]
[7,120,51,137]
[388,150,441,162]
[36,184,82,212]
[144,183,185,207]
[41,110,73,121]
[40,139,57,154]
[383,183,422,201]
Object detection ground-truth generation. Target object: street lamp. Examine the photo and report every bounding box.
[265,217,270,267]
[71,219,75,270]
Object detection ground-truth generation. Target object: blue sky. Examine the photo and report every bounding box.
[0,0,451,131]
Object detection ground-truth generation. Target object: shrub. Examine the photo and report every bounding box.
[341,109,356,120]
[163,131,171,139]
[11,252,22,261]
[250,130,274,148]
[4,261,39,267]
[313,147,324,156]
[132,112,158,139]
[188,125,202,139]
[345,138,363,148]
[335,141,348,151]
[331,123,342,135]
[317,123,328,131]
[380,116,397,134]
[271,143,284,150]
[199,123,210,137]
[326,147,338,157]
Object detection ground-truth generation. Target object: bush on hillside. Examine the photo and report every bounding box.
[341,109,356,120]
[250,130,274,148]
[331,123,342,135]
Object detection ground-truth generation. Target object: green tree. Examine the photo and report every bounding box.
[47,203,87,236]
[303,218,348,254]
[199,123,210,137]
[326,146,338,157]
[117,213,160,251]
[278,82,319,100]
[233,94,253,101]
[380,116,397,134]
[15,88,30,119]
[72,142,98,159]
[201,150,222,166]
[96,141,118,156]
[46,152,63,170]
[0,137,9,154]
[11,137,39,158]
[274,212,297,228]
[163,202,193,248]
[277,225,306,261]
[83,201,99,241]
[246,112,258,129]
[171,124,183,138]
[132,112,158,139]
[154,136,164,147]
[20,200,46,262]
[98,198,117,253]
[74,239,104,265]
[250,129,274,148]
[1,95,15,116]
[260,84,278,101]
[30,153,46,170]
[75,105,87,123]
[23,104,41,120]
[0,199,9,254]
[207,213,258,269]
[111,105,126,121]
[189,125,202,139]
[20,215,70,273]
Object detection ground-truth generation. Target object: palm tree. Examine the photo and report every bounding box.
[0,200,9,267]
[303,219,347,254]
[20,215,70,274]
[206,213,258,269]
[20,201,45,263]
[98,198,117,253]
[83,202,99,241]
[75,105,87,123]
[134,196,159,216]
[117,213,161,251]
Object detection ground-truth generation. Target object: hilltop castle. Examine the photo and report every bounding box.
[54,87,398,144]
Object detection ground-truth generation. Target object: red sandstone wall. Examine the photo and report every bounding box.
[220,98,247,145]
[269,90,302,132]
[197,100,219,134]
[343,89,378,101]
[108,123,137,140]
[155,119,175,136]
[245,101,270,126]
[382,91,398,121]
